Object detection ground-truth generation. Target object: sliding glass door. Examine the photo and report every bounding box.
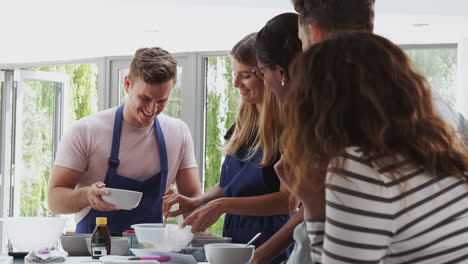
[7,70,69,217]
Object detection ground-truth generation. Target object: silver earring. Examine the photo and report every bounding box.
[281,79,285,87]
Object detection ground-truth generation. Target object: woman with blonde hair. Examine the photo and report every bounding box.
[279,32,468,263]
[163,32,298,264]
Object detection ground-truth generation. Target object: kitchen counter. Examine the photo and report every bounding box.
[12,256,209,264]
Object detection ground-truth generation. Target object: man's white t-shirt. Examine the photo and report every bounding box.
[54,107,198,223]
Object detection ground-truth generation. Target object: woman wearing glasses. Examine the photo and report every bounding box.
[162,33,298,264]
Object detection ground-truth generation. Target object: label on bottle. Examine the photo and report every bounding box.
[91,229,110,259]
[91,247,107,257]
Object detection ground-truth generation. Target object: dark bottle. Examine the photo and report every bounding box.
[91,217,111,259]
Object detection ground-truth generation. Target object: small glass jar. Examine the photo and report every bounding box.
[122,230,140,255]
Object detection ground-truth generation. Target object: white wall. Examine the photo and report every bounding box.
[1,0,468,64]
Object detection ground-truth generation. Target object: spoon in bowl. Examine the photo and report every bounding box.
[245,233,262,247]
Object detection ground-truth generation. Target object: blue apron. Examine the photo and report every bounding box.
[76,104,168,234]
[221,149,292,264]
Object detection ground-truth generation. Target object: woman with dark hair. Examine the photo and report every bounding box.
[163,33,297,264]
[254,12,303,179]
[251,13,312,264]
[279,32,468,263]
[254,12,302,102]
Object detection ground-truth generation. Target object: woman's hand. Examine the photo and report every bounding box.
[274,158,326,221]
[251,248,270,264]
[87,182,115,211]
[162,188,202,217]
[181,199,225,233]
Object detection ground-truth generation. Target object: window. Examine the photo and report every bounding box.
[204,55,239,236]
[0,64,99,234]
[404,45,458,107]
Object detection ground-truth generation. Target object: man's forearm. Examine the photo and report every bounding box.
[48,187,90,214]
[253,207,304,263]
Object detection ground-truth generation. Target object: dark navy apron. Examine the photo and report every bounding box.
[76,104,168,234]
[221,149,292,264]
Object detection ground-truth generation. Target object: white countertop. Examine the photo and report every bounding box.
[11,256,208,264]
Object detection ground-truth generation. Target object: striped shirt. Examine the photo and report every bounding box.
[306,147,468,264]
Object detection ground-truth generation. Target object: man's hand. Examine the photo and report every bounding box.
[87,182,116,211]
[162,188,201,217]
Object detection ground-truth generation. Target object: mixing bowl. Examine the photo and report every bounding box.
[1,217,65,252]
[190,236,232,247]
[101,188,143,210]
[131,223,194,252]
[60,234,91,256]
[205,243,255,264]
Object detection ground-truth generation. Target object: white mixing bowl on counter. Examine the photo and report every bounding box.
[204,243,255,264]
[1,217,65,252]
[131,223,194,252]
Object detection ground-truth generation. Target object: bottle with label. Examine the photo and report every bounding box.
[91,217,111,259]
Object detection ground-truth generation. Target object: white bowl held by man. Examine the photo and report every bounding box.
[101,188,143,210]
[85,237,129,256]
[1,217,65,252]
[131,223,194,252]
[204,243,255,264]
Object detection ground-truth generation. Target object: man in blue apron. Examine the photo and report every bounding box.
[48,47,201,234]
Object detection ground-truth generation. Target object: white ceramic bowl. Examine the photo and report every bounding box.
[131,223,194,252]
[204,243,255,264]
[1,217,65,252]
[85,237,129,256]
[190,236,232,247]
[60,234,91,256]
[101,188,143,210]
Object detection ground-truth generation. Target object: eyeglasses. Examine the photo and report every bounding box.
[252,64,272,80]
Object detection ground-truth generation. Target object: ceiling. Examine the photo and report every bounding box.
[0,0,467,64]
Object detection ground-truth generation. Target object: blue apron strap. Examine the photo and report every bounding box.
[106,104,124,180]
[154,117,168,192]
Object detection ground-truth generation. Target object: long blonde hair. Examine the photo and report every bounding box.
[223,33,284,160]
[223,103,260,156]
[223,33,261,156]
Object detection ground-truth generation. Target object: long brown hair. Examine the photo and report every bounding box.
[281,32,468,187]
[255,13,302,165]
[257,85,283,164]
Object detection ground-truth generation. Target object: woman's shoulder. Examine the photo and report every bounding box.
[328,146,429,191]
[327,147,394,186]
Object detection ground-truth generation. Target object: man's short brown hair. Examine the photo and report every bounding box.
[292,0,375,33]
[128,47,177,84]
